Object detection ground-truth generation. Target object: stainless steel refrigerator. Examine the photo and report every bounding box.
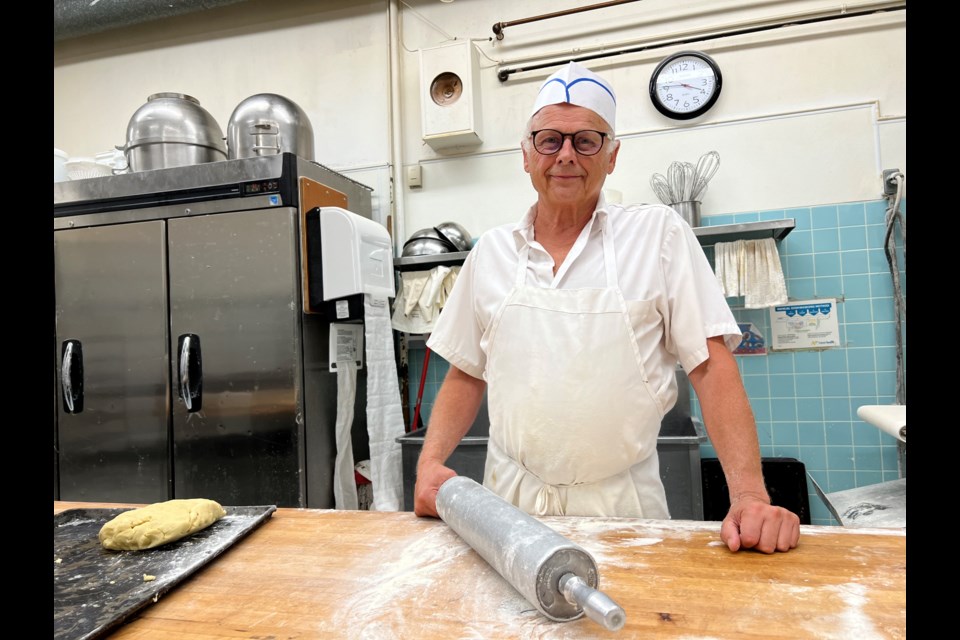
[54,154,374,508]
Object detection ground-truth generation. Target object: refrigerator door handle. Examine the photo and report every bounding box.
[178,333,203,412]
[60,339,84,414]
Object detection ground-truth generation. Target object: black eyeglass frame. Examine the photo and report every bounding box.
[529,129,610,156]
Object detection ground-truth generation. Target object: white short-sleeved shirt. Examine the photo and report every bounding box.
[426,199,741,413]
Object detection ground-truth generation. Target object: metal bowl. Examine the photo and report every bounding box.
[435,221,472,251]
[124,93,227,172]
[227,93,315,161]
[402,236,454,257]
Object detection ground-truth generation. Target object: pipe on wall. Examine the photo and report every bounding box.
[54,0,252,42]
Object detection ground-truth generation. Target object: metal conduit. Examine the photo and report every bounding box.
[54,0,251,42]
[495,1,905,81]
[492,0,643,40]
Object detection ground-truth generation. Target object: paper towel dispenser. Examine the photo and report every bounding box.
[303,206,395,321]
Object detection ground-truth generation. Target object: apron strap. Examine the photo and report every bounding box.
[600,213,619,289]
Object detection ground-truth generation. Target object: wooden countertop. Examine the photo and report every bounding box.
[54,502,906,639]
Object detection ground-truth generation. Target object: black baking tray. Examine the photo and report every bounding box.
[53,505,277,640]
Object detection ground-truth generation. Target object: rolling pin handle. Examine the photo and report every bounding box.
[558,573,626,632]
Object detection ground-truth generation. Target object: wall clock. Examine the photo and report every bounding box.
[649,51,722,120]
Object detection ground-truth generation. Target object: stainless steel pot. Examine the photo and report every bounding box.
[227,94,315,161]
[124,93,227,172]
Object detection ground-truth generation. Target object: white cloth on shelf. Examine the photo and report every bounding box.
[714,238,788,309]
[391,266,461,333]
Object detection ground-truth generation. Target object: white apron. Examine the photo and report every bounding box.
[482,215,671,518]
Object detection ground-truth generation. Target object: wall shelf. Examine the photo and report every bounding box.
[693,219,795,246]
[394,251,470,272]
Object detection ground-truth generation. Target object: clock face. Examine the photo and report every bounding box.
[650,51,722,120]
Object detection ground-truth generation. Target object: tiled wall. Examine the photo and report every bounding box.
[404,198,906,526]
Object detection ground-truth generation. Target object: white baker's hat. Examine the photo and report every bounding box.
[530,61,617,131]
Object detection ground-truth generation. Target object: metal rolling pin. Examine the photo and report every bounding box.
[436,476,626,631]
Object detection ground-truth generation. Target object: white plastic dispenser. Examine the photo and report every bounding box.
[319,207,395,300]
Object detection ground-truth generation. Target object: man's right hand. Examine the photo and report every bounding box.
[413,460,458,518]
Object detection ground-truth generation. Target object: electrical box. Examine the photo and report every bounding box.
[420,41,483,150]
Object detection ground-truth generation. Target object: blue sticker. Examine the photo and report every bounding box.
[269,195,280,206]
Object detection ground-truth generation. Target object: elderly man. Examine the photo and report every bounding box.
[414,62,799,553]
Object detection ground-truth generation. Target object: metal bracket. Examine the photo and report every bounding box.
[882,168,901,197]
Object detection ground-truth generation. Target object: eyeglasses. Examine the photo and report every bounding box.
[530,129,609,156]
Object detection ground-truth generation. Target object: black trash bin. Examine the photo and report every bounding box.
[700,457,811,524]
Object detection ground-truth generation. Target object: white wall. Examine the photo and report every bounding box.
[54,0,906,245]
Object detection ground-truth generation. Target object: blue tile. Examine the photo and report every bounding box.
[852,422,882,446]
[874,346,897,372]
[827,470,856,491]
[827,445,855,470]
[784,230,813,254]
[864,200,888,224]
[814,275,842,297]
[873,321,898,348]
[853,446,882,471]
[875,370,898,395]
[756,422,773,446]
[786,254,815,278]
[742,375,770,397]
[848,373,877,396]
[843,299,872,322]
[841,250,870,275]
[794,351,820,373]
[821,373,849,396]
[847,348,876,372]
[752,399,772,422]
[844,323,874,348]
[789,278,815,299]
[880,446,900,471]
[798,445,827,469]
[839,226,868,251]
[814,251,842,276]
[733,212,760,223]
[797,399,824,421]
[855,470,883,486]
[865,223,887,248]
[768,355,795,374]
[811,205,839,229]
[870,298,895,322]
[773,445,801,459]
[759,209,786,221]
[869,273,894,297]
[739,357,769,375]
[785,207,812,230]
[770,373,797,396]
[837,203,866,227]
[771,398,797,421]
[823,397,852,421]
[881,469,901,483]
[810,504,836,526]
[867,248,891,274]
[813,229,840,253]
[709,214,736,226]
[795,374,823,397]
[699,443,717,457]
[825,422,854,446]
[772,422,799,445]
[819,348,847,372]
[842,274,871,298]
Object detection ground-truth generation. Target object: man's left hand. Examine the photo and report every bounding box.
[720,496,800,553]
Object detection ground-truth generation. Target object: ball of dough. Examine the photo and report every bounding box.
[99,499,227,551]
